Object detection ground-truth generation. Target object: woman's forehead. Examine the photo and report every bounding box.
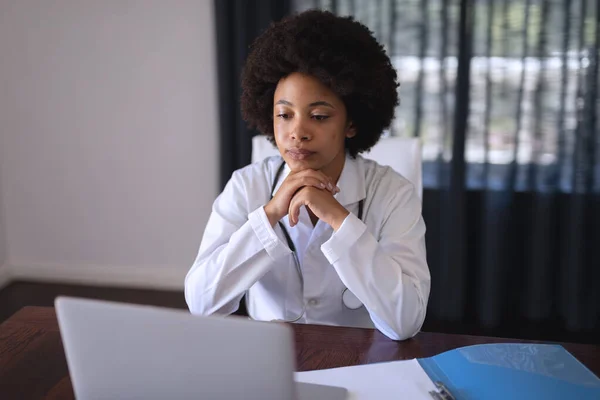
[274,73,341,106]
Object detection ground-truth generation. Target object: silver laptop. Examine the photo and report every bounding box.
[55,297,347,400]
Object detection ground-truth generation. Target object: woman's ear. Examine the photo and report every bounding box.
[345,121,357,138]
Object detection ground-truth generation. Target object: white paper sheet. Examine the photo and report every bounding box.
[295,359,437,400]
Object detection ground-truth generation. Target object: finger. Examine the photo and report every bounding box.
[301,169,340,193]
[288,196,301,227]
[294,169,331,186]
[288,176,334,194]
[290,188,309,226]
[298,173,338,193]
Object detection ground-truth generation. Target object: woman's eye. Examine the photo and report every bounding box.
[276,113,290,120]
[312,115,329,121]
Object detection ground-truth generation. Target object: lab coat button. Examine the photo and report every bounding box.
[308,298,319,306]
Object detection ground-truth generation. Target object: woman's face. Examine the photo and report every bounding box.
[273,72,355,178]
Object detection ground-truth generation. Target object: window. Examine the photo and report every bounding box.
[293,0,599,192]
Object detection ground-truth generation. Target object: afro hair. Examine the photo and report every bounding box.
[241,10,399,157]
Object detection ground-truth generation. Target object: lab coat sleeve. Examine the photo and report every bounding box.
[320,181,430,341]
[184,169,291,316]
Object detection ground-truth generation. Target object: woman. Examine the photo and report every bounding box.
[185,10,430,340]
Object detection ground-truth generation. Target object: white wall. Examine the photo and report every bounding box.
[0,0,219,289]
[0,170,7,289]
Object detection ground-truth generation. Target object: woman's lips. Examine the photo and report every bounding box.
[287,149,316,160]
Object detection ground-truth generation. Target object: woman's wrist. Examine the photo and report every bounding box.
[329,206,350,231]
[264,202,282,227]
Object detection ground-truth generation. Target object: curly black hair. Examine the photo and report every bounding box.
[241,10,399,157]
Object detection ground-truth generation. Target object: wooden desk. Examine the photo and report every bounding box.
[1,307,599,399]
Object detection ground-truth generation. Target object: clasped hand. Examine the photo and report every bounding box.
[264,169,350,231]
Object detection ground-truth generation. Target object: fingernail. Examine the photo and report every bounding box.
[327,183,333,191]
[336,186,340,192]
[319,183,326,189]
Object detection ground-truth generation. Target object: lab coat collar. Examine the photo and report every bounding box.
[270,154,366,207]
[335,154,366,207]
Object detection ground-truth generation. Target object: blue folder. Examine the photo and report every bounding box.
[417,343,600,399]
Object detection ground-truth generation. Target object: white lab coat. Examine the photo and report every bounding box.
[185,154,430,340]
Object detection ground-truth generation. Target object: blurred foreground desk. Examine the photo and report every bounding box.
[1,306,599,399]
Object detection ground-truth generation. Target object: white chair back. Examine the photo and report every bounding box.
[251,135,422,199]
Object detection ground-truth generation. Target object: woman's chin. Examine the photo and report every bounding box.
[285,158,320,172]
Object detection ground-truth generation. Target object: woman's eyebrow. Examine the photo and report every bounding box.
[274,99,335,109]
[308,101,335,109]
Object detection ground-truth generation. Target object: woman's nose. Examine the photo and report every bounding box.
[290,121,311,142]
[291,131,309,141]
